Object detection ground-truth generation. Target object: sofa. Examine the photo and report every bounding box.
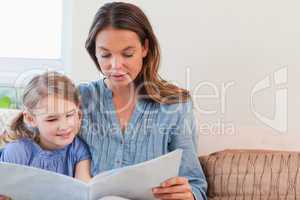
[0,109,20,149]
[1,109,300,200]
[199,149,300,200]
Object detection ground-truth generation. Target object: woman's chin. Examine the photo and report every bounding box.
[109,78,135,88]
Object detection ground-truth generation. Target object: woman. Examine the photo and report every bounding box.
[79,2,207,200]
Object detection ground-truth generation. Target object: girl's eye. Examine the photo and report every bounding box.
[67,113,74,118]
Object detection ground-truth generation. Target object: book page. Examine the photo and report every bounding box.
[89,149,183,200]
[0,162,88,200]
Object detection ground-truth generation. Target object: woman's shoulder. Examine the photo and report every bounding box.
[158,99,194,115]
[143,99,194,125]
[77,79,107,108]
[78,79,104,95]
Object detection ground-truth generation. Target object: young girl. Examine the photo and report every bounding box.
[0,71,91,183]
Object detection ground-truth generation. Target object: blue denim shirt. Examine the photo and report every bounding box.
[78,79,207,200]
[0,137,91,177]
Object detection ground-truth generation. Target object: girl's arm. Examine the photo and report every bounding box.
[75,159,92,183]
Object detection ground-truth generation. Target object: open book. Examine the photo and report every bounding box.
[0,149,182,200]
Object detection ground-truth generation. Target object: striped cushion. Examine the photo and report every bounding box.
[199,149,300,200]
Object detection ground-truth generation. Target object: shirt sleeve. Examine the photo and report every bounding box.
[0,140,30,165]
[72,137,91,163]
[168,100,208,200]
[77,83,94,141]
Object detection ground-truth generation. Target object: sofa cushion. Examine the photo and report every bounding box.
[0,109,21,148]
[199,149,300,200]
[0,109,20,132]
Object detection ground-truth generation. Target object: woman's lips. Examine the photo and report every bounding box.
[110,73,128,81]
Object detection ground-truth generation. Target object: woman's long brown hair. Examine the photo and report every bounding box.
[85,2,190,104]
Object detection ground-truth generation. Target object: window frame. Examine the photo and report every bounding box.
[0,0,72,87]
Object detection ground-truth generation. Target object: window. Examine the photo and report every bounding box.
[0,0,71,86]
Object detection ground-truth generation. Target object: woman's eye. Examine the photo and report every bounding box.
[123,53,134,57]
[100,53,111,58]
[46,119,57,122]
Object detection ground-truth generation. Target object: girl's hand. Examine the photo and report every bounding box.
[152,176,195,200]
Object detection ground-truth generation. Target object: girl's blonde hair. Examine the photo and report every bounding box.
[0,72,80,145]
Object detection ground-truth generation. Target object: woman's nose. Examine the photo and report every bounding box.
[111,56,123,70]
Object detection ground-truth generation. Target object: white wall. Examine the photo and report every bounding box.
[70,0,300,155]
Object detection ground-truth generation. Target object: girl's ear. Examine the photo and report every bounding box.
[142,39,149,58]
[76,101,82,120]
[76,109,83,133]
[23,111,38,127]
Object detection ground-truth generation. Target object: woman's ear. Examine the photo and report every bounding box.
[23,111,37,128]
[142,39,149,58]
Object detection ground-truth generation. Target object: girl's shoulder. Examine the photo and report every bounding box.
[68,136,91,159]
[0,138,34,164]
[4,138,34,150]
[69,136,88,149]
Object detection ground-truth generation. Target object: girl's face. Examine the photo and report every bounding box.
[25,95,81,150]
[95,27,148,88]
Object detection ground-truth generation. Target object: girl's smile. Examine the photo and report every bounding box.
[25,95,81,151]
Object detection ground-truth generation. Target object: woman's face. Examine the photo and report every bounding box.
[95,27,148,88]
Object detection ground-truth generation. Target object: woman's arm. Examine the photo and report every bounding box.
[75,159,92,183]
[152,101,208,200]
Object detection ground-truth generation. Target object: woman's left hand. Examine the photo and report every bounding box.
[152,176,195,200]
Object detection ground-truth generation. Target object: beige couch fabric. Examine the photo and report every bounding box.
[200,149,300,200]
